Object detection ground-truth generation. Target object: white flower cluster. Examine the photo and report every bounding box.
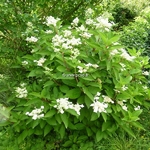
[85,8,94,17]
[15,83,28,98]
[26,36,38,43]
[54,98,84,115]
[52,34,81,50]
[142,71,149,76]
[102,95,114,103]
[77,25,92,39]
[77,63,99,73]
[34,57,46,66]
[120,49,135,61]
[45,16,60,26]
[22,60,28,66]
[90,92,108,113]
[122,85,128,91]
[71,17,79,26]
[118,100,128,111]
[26,106,44,120]
[110,48,136,62]
[134,105,140,111]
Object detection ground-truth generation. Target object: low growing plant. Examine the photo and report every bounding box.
[1,8,150,145]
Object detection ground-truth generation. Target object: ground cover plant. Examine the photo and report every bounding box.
[0,0,150,150]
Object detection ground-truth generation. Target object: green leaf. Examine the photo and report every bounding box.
[66,109,78,117]
[75,123,85,130]
[96,130,103,142]
[108,35,121,44]
[59,85,69,93]
[62,79,77,87]
[44,124,52,136]
[102,121,111,131]
[57,65,66,72]
[83,86,93,101]
[60,113,69,128]
[84,95,92,108]
[45,109,56,118]
[60,125,65,138]
[24,98,39,106]
[55,114,62,124]
[18,130,28,144]
[44,80,54,88]
[63,141,73,147]
[66,88,81,99]
[130,121,145,130]
[101,113,107,122]
[86,127,93,136]
[121,125,136,138]
[46,117,57,126]
[32,120,39,129]
[53,87,58,98]
[91,112,99,121]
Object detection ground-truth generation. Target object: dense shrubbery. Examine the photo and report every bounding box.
[0,0,150,149]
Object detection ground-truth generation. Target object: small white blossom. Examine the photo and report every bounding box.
[73,103,84,115]
[110,49,119,56]
[86,19,94,25]
[122,105,128,111]
[26,36,38,42]
[122,85,128,91]
[54,98,83,115]
[45,16,60,26]
[134,106,140,111]
[26,106,44,120]
[15,86,28,98]
[22,60,28,65]
[45,30,53,34]
[120,49,135,61]
[63,30,72,37]
[79,32,92,39]
[77,66,88,73]
[102,95,114,103]
[71,17,79,26]
[34,57,46,66]
[142,71,149,76]
[90,101,108,113]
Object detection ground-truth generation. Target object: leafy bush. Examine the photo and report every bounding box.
[0,8,150,146]
[120,16,150,51]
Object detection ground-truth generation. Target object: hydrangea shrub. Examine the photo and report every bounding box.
[2,9,150,143]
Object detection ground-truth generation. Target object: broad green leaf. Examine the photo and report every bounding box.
[102,121,111,131]
[60,113,69,128]
[91,112,99,121]
[44,80,54,88]
[84,95,92,108]
[86,127,93,136]
[66,88,81,99]
[82,86,93,101]
[32,120,39,129]
[121,125,136,138]
[44,124,52,136]
[53,87,58,98]
[24,99,39,106]
[130,121,145,130]
[45,109,56,118]
[63,141,73,147]
[57,65,67,72]
[101,113,107,122]
[46,117,57,126]
[96,130,103,142]
[75,123,85,130]
[18,130,28,144]
[62,79,77,87]
[60,125,65,138]
[59,85,69,93]
[40,120,46,129]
